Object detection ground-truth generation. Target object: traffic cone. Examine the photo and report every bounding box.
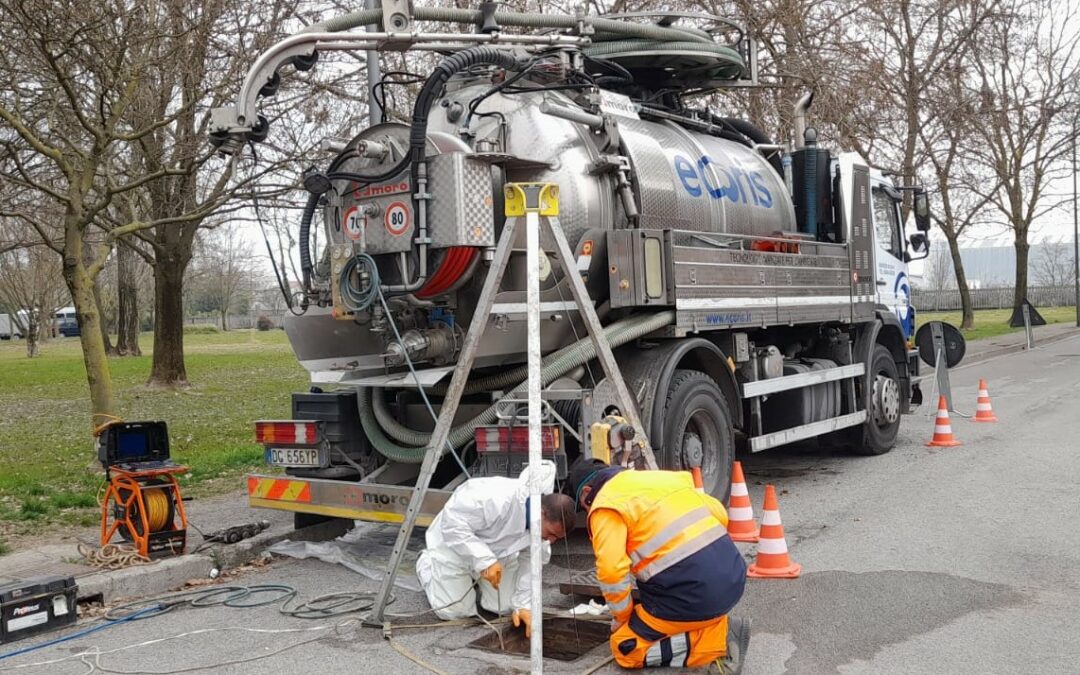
[690,467,705,494]
[747,484,801,579]
[926,395,962,447]
[726,461,759,543]
[973,379,998,423]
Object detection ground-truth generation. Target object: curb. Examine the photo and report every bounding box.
[958,327,1080,369]
[76,518,351,604]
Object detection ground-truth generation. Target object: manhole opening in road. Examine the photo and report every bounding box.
[468,617,608,661]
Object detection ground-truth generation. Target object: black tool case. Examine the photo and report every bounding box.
[0,576,78,644]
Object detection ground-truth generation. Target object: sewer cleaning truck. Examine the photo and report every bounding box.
[210,4,931,528]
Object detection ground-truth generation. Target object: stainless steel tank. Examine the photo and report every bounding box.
[285,83,796,380]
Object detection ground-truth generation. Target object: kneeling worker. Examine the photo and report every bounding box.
[566,461,750,672]
[416,461,576,636]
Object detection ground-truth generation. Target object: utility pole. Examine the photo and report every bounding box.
[1073,127,1079,327]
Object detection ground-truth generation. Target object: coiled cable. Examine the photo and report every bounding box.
[338,252,380,312]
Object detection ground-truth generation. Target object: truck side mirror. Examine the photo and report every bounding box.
[913,189,931,232]
[907,232,929,261]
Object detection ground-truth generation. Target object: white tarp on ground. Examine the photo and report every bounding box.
[269,521,423,592]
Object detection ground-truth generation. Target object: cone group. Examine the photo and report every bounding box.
[973,379,998,422]
[726,461,759,542]
[747,484,801,579]
[926,395,961,447]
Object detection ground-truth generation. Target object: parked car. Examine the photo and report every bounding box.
[55,307,80,337]
[0,314,22,340]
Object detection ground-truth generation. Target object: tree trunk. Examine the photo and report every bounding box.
[220,307,228,331]
[64,263,115,427]
[94,279,117,356]
[945,236,975,330]
[115,243,142,356]
[1012,236,1031,322]
[148,262,188,386]
[25,312,40,358]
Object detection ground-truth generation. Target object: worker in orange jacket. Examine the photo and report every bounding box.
[566,461,750,672]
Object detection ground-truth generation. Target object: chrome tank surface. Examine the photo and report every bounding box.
[285,83,797,381]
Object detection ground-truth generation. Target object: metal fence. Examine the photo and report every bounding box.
[184,312,289,330]
[912,285,1077,311]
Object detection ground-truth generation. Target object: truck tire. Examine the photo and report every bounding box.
[658,370,735,503]
[853,344,901,455]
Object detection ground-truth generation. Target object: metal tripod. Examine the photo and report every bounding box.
[369,184,658,667]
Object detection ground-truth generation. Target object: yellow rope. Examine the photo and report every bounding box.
[92,414,124,438]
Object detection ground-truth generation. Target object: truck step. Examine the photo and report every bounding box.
[749,411,867,452]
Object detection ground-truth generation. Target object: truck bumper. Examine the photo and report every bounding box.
[246,474,452,526]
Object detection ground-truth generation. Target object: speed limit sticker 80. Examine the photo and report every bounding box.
[384,201,412,236]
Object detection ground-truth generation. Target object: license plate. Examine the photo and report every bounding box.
[265,448,323,467]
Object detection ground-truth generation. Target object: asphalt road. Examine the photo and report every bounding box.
[4,334,1079,674]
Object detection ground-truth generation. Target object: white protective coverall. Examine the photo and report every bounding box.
[415,461,555,620]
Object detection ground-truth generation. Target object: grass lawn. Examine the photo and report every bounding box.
[0,328,307,547]
[916,306,1077,342]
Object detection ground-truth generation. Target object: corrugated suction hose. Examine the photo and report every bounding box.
[359,311,675,463]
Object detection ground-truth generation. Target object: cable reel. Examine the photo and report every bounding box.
[97,422,189,559]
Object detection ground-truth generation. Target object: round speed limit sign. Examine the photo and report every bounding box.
[384,201,412,236]
[342,206,364,241]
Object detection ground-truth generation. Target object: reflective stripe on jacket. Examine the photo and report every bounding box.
[588,470,747,624]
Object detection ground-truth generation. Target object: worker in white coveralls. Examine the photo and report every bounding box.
[416,461,577,635]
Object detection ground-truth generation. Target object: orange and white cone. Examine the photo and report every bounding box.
[690,467,705,494]
[926,395,961,447]
[726,461,759,543]
[747,484,801,579]
[973,379,998,423]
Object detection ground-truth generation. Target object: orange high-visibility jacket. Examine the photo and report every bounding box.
[588,470,747,625]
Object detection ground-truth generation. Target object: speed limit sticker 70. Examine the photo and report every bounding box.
[342,205,364,241]
[384,201,412,236]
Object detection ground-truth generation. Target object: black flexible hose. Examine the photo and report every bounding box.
[299,192,319,290]
[407,47,520,182]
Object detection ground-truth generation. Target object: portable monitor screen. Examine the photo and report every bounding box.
[99,421,170,466]
[116,428,150,459]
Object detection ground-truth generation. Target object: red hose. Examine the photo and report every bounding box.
[417,247,478,298]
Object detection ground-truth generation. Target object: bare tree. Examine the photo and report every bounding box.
[966,0,1080,323]
[1033,241,1076,287]
[188,223,256,331]
[0,224,66,357]
[918,61,1002,329]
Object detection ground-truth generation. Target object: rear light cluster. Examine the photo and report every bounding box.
[474,425,561,454]
[255,421,320,445]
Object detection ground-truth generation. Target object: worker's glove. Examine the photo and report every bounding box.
[512,608,532,638]
[480,561,503,589]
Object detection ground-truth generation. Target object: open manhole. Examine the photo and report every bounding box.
[468,617,609,661]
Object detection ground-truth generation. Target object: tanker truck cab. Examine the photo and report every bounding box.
[211,7,932,529]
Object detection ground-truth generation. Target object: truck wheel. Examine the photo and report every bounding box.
[853,344,901,455]
[659,370,735,503]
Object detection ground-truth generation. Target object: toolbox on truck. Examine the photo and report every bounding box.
[0,576,77,644]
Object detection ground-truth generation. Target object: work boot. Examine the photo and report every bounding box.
[716,617,751,674]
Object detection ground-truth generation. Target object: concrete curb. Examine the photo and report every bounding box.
[958,327,1080,369]
[76,518,351,604]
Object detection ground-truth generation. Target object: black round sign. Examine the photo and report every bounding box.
[915,321,966,368]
